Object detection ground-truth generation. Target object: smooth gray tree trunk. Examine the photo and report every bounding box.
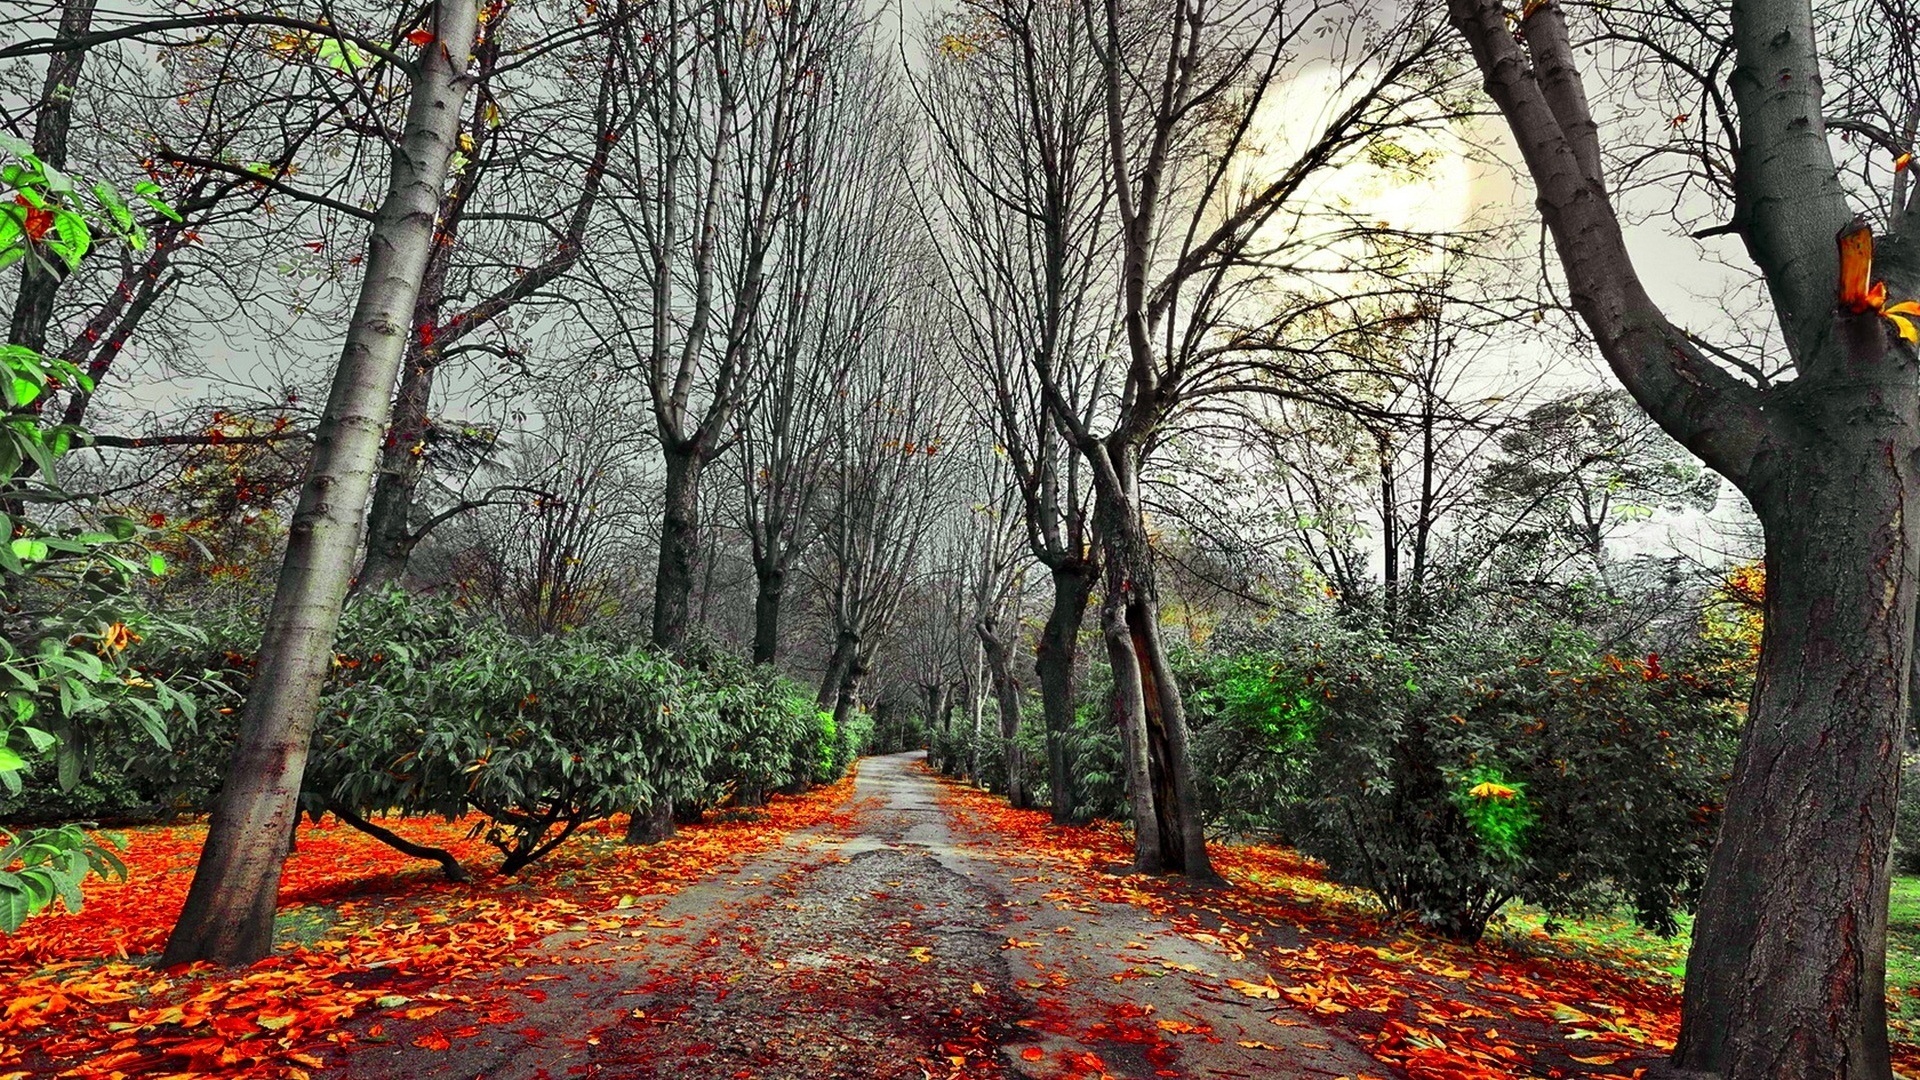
[161,0,481,966]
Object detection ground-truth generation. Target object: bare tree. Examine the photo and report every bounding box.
[591,0,864,654]
[919,0,1116,823]
[731,42,916,664]
[163,0,481,965]
[810,289,956,741]
[1054,0,1461,876]
[1449,0,1920,1071]
[356,1,638,592]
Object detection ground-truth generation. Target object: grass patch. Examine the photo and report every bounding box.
[1491,875,1920,1034]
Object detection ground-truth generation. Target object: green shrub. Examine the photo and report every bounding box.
[692,659,817,808]
[305,593,718,874]
[1181,615,1742,942]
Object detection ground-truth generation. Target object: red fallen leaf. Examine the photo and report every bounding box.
[412,1030,451,1051]
[1020,1046,1045,1061]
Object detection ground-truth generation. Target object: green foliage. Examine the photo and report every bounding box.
[1181,613,1743,942]
[813,710,839,780]
[0,823,126,932]
[305,592,719,872]
[1453,768,1534,860]
[684,654,818,807]
[1896,756,1920,876]
[0,154,196,926]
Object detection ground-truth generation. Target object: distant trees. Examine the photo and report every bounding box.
[924,0,1471,876]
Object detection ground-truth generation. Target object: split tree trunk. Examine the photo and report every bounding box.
[1673,361,1920,1078]
[1090,442,1214,879]
[160,0,481,966]
[1035,561,1093,823]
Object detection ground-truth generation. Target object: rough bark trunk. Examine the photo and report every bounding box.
[1100,578,1159,872]
[624,801,676,845]
[751,563,785,665]
[1035,561,1093,823]
[818,630,858,710]
[980,627,1026,809]
[1673,372,1919,1079]
[1133,598,1216,880]
[1090,443,1211,877]
[160,0,480,967]
[652,445,702,653]
[8,0,96,355]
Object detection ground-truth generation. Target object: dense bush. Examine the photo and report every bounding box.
[1181,616,1743,941]
[306,593,720,873]
[688,656,818,808]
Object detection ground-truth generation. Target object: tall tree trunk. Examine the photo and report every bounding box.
[818,630,858,709]
[9,0,96,354]
[1090,443,1212,878]
[1100,569,1159,872]
[1673,395,1919,1078]
[1131,597,1216,880]
[1035,560,1092,823]
[751,561,785,664]
[652,444,701,652]
[980,626,1026,808]
[161,0,480,967]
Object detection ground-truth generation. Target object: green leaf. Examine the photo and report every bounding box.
[148,552,168,576]
[7,538,47,563]
[4,375,39,409]
[0,747,24,772]
[0,882,31,933]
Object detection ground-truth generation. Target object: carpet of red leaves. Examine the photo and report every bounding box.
[1,779,856,1079]
[926,768,1920,1080]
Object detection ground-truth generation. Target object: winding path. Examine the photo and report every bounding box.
[336,752,1386,1079]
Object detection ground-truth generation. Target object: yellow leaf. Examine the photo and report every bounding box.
[1225,977,1281,1000]
[1888,312,1919,344]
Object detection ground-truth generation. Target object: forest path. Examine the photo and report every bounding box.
[334,752,1386,1080]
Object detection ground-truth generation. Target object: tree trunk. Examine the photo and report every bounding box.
[9,0,96,355]
[1089,441,1211,878]
[1035,560,1093,823]
[1131,597,1216,880]
[980,626,1026,808]
[160,0,480,967]
[356,340,441,593]
[652,445,702,652]
[1673,395,1920,1079]
[751,562,785,664]
[624,800,676,845]
[1100,576,1159,872]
